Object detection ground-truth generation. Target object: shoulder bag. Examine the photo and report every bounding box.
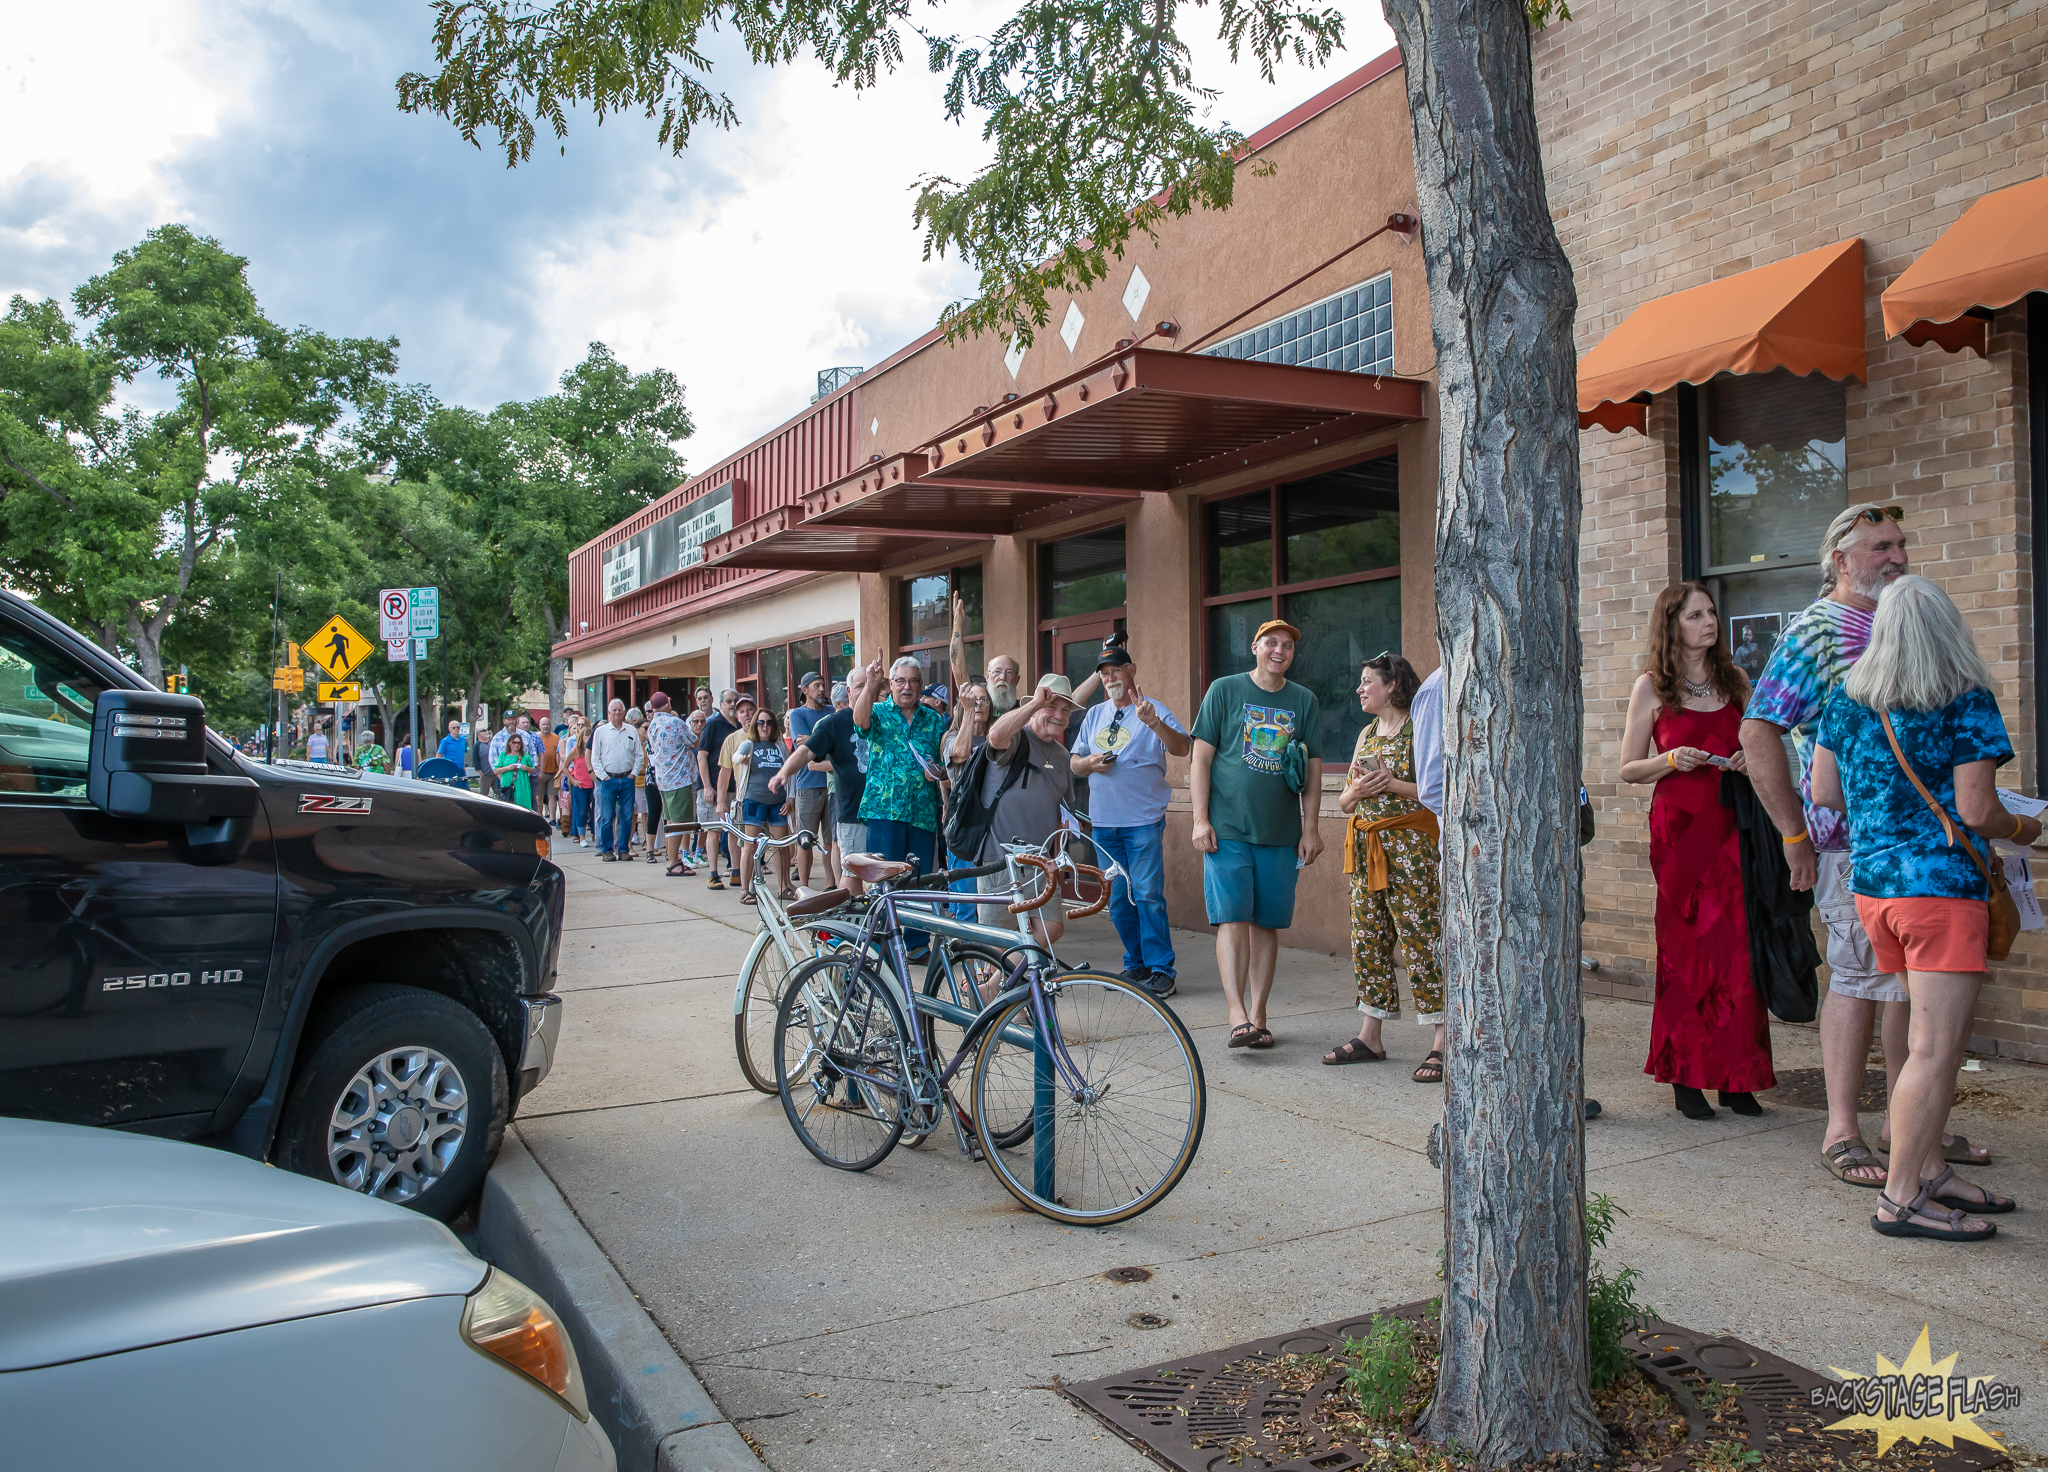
[1877,709,2019,961]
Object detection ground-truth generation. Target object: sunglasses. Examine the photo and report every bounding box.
[1856,505,1906,525]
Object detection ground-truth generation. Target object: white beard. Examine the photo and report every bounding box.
[990,685,1018,713]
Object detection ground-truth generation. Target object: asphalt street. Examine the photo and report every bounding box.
[513,841,2048,1470]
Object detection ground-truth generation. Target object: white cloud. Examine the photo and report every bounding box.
[0,0,1395,470]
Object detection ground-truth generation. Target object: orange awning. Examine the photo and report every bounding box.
[1882,176,2048,358]
[1578,238,1866,434]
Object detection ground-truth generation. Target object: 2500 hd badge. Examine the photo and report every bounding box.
[102,970,245,992]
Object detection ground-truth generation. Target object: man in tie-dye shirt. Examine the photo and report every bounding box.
[1742,503,1962,1188]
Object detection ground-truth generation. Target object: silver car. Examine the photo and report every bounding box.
[0,1118,614,1472]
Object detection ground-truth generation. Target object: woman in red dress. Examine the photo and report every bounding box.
[1619,582,1777,1119]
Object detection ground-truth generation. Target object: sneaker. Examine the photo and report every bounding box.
[1141,972,1178,1000]
[1120,966,1153,985]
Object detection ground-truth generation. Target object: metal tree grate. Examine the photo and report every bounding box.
[1058,1303,2009,1472]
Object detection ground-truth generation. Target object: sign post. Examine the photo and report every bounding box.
[381,590,438,778]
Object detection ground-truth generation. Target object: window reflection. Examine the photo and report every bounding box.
[1703,369,1847,576]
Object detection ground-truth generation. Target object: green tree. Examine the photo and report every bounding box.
[0,226,396,686]
[399,0,1594,1459]
[348,344,691,732]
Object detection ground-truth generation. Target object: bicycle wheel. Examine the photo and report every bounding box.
[920,944,1032,1149]
[970,972,1206,1225]
[733,929,798,1094]
[775,955,908,1171]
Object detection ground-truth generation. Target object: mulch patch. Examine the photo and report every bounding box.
[1059,1302,2007,1472]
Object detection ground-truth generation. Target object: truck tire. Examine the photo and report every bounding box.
[276,983,509,1222]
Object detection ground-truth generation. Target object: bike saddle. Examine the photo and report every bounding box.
[786,887,851,917]
[841,853,913,882]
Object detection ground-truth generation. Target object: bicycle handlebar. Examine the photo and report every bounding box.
[1007,853,1058,915]
[1063,863,1112,919]
[668,817,817,851]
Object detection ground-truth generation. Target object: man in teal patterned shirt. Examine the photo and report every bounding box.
[1740,504,1991,1185]
[851,647,947,885]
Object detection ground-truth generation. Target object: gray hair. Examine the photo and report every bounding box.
[1841,575,1992,712]
[1817,503,1899,596]
[889,656,924,679]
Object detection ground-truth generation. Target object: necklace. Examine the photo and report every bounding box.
[1680,675,1717,701]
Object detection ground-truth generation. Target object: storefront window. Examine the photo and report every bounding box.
[1042,526,1127,618]
[1686,371,1848,679]
[735,629,854,712]
[1204,457,1400,755]
[898,564,983,693]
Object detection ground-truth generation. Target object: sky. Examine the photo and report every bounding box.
[1,0,1394,474]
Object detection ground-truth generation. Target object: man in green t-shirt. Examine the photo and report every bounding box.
[1190,618,1325,1050]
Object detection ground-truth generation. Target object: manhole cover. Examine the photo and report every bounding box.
[1060,1305,2006,1472]
[1105,1266,1155,1283]
[1765,1067,1886,1111]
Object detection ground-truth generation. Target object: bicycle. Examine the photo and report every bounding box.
[773,841,1207,1225]
[700,817,1015,1098]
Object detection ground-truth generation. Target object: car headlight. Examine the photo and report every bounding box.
[461,1267,590,1420]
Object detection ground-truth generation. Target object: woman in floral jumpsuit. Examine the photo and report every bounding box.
[1322,653,1446,1082]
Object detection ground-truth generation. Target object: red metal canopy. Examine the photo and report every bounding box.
[921,348,1426,492]
[700,498,991,573]
[800,451,1141,537]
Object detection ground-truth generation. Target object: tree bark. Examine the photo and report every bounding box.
[1380,0,1599,1461]
[542,601,566,730]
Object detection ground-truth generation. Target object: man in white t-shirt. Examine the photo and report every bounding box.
[306,726,329,764]
[1070,645,1189,999]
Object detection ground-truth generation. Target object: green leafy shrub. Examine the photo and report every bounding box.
[1342,1314,1419,1423]
[1586,1194,1649,1388]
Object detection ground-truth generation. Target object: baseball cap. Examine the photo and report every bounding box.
[647,691,671,710]
[1096,646,1134,669]
[798,670,824,687]
[1255,618,1302,643]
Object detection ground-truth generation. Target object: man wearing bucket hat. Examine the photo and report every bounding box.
[1191,617,1325,1049]
[956,672,1081,948]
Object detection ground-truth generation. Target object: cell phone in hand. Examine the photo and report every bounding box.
[1705,754,1733,769]
[1098,751,1117,765]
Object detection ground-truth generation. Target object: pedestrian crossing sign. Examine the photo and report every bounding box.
[305,615,373,681]
[317,682,362,702]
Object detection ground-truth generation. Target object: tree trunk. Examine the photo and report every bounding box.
[542,601,566,730]
[1380,0,1599,1461]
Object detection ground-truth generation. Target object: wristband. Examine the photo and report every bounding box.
[1781,830,1809,846]
[1665,751,1678,769]
[2010,812,2030,841]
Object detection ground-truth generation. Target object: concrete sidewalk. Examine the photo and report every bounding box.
[513,840,2048,1470]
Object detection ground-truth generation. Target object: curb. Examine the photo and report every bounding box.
[477,1131,761,1472]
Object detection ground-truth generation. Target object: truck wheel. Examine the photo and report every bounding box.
[277,983,508,1222]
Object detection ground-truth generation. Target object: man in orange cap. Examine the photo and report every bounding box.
[1190,618,1324,1050]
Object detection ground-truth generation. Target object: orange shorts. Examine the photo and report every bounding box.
[1853,894,1990,976]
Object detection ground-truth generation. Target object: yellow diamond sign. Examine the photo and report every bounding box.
[305,615,374,681]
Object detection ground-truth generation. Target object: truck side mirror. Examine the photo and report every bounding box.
[90,690,259,823]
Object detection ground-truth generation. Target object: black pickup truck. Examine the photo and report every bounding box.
[0,590,565,1221]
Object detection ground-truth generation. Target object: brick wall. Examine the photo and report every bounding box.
[1533,0,2048,1057]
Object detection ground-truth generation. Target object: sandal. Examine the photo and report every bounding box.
[1872,1184,1997,1241]
[1249,1028,1275,1050]
[1876,1133,1992,1167]
[1323,1038,1386,1065]
[740,891,758,905]
[779,886,799,901]
[1411,1049,1445,1084]
[665,863,690,877]
[1821,1138,1887,1188]
[1228,1023,1261,1049]
[1923,1165,2015,1215]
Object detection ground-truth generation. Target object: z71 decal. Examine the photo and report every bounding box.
[299,793,373,814]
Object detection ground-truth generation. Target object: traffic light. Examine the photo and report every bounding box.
[164,673,188,694]
[285,641,300,667]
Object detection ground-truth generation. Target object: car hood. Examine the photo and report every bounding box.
[0,1119,487,1370]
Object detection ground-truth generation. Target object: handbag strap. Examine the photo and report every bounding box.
[1877,708,1994,885]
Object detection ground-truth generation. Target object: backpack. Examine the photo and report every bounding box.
[943,739,1030,862]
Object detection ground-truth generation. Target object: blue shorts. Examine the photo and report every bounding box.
[1202,840,1299,930]
[741,798,788,828]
